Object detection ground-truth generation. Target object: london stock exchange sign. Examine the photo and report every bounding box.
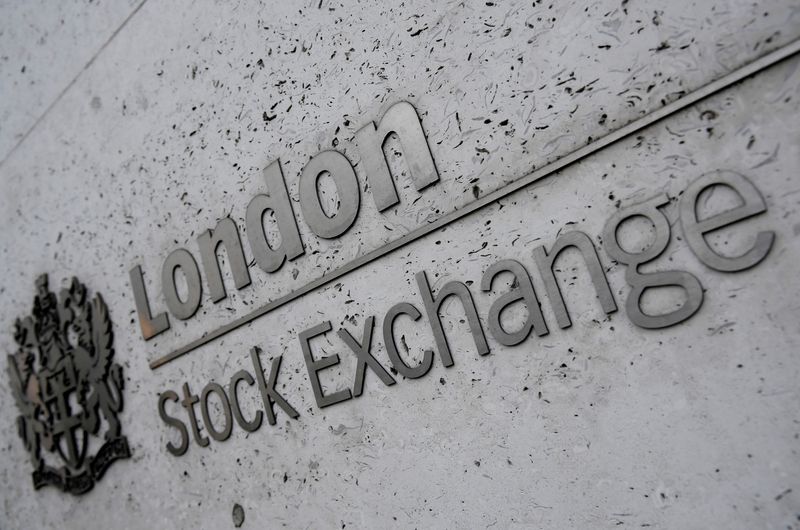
[123,99,775,456]
[5,59,784,483]
[8,86,775,482]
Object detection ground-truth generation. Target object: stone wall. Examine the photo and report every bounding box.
[1,1,798,528]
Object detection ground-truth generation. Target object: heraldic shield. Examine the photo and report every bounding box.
[7,274,131,495]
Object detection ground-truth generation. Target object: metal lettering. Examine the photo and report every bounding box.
[249,348,299,424]
[158,391,189,457]
[298,322,353,408]
[337,316,396,398]
[298,150,360,239]
[129,264,170,340]
[415,270,490,367]
[680,170,774,271]
[480,259,548,346]
[532,231,617,329]
[199,382,233,442]
[180,382,209,448]
[246,160,305,273]
[355,101,440,211]
[603,194,703,329]
[229,370,263,432]
[382,302,434,379]
[196,217,251,303]
[162,248,202,320]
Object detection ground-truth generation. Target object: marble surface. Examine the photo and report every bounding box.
[0,1,798,528]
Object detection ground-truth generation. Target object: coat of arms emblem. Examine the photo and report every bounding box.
[6,274,130,495]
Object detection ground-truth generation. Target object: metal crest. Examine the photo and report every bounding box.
[7,274,130,495]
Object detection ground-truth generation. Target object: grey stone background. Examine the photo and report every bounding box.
[0,0,798,528]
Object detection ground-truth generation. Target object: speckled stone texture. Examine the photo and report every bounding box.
[0,1,799,528]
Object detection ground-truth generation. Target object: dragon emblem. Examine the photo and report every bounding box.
[7,274,130,495]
